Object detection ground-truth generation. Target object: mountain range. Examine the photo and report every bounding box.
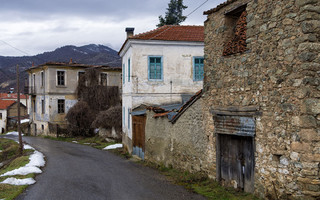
[0,44,121,92]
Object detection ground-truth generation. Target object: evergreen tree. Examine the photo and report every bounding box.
[157,0,188,27]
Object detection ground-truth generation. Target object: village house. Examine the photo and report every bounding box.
[201,0,320,199]
[0,93,28,107]
[26,62,121,136]
[118,25,204,157]
[0,99,27,134]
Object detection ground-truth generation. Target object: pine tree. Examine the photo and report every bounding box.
[157,0,188,27]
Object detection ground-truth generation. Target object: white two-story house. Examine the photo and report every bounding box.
[26,62,121,136]
[119,25,204,156]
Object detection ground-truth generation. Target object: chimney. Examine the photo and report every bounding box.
[69,58,73,64]
[125,27,135,38]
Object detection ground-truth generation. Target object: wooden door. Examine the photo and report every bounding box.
[132,115,146,159]
[219,134,254,193]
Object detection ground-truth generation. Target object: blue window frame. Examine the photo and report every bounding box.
[123,107,125,127]
[122,63,125,84]
[193,57,204,81]
[148,56,163,80]
[128,58,131,82]
[128,108,130,130]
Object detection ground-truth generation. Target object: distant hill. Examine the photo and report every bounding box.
[0,44,121,93]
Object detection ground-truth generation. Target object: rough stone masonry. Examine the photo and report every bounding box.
[203,0,319,199]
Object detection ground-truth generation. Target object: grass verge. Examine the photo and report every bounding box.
[0,138,36,200]
[146,162,260,200]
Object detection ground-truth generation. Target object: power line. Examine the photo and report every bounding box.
[186,0,209,17]
[0,40,31,56]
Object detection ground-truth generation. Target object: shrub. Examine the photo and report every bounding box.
[65,101,95,137]
[92,105,122,132]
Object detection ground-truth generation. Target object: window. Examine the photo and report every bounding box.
[41,100,45,114]
[193,57,204,81]
[128,58,131,82]
[148,56,162,80]
[122,64,125,84]
[57,71,65,86]
[33,100,36,113]
[128,108,130,130]
[100,73,107,86]
[41,71,44,87]
[78,72,85,82]
[58,99,65,114]
[41,125,44,131]
[123,107,125,127]
[0,113,2,120]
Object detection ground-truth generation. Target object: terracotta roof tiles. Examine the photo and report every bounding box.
[0,100,16,110]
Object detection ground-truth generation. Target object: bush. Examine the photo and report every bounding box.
[65,101,95,137]
[92,105,122,132]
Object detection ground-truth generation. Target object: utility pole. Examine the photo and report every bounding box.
[17,64,23,155]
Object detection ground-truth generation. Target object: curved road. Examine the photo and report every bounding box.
[9,136,206,200]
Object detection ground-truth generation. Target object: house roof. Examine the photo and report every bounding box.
[204,0,240,15]
[0,93,27,100]
[119,25,204,55]
[147,90,203,123]
[26,62,121,72]
[0,100,16,110]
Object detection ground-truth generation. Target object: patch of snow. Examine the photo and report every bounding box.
[24,144,34,150]
[20,119,30,124]
[6,131,24,136]
[1,177,35,185]
[72,141,78,143]
[0,150,45,177]
[103,143,123,150]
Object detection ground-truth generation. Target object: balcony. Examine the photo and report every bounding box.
[24,86,36,95]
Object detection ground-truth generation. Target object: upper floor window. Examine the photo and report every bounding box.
[128,58,131,82]
[193,57,204,81]
[42,99,45,114]
[100,73,107,86]
[148,56,162,80]
[41,71,44,87]
[122,64,125,84]
[0,113,2,120]
[57,71,65,86]
[58,99,65,114]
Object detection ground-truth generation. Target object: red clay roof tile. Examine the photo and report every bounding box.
[0,100,16,110]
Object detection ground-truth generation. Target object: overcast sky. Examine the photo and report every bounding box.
[0,0,225,57]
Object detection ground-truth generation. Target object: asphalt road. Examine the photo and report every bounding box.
[7,136,206,200]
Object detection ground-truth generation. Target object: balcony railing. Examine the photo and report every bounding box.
[24,86,36,95]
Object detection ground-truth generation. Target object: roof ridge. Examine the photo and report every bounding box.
[148,25,173,40]
[129,25,169,39]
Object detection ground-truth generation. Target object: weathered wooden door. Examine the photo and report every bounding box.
[219,134,254,192]
[132,115,146,160]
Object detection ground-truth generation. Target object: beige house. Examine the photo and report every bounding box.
[26,62,121,136]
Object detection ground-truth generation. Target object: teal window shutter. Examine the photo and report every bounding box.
[148,56,162,80]
[128,58,131,82]
[193,57,204,81]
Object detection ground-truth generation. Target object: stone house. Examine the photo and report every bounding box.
[26,62,121,136]
[203,0,319,199]
[118,25,205,156]
[0,100,28,133]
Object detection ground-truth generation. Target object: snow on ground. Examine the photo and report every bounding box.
[1,177,36,185]
[20,119,30,124]
[103,143,123,150]
[5,131,23,136]
[0,143,45,185]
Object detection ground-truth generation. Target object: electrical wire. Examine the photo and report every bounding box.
[0,40,31,56]
[185,0,209,17]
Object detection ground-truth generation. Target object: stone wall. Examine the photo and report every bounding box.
[204,0,319,199]
[145,98,216,175]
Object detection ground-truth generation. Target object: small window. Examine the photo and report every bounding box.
[41,125,44,131]
[41,100,45,114]
[128,58,131,82]
[58,99,65,114]
[193,57,204,81]
[122,64,125,84]
[123,107,125,127]
[128,108,130,130]
[100,73,107,86]
[41,71,44,87]
[57,71,65,86]
[78,72,85,82]
[33,100,36,113]
[148,56,162,80]
[0,113,2,120]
